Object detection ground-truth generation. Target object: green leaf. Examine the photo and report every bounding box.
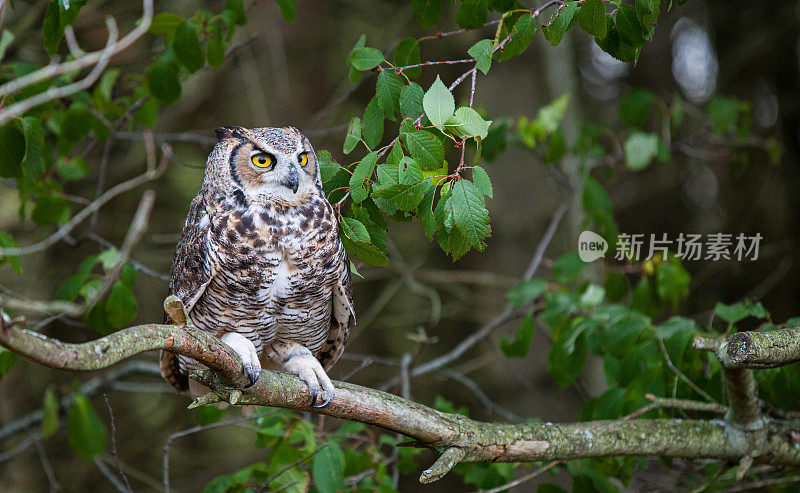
[624,132,659,171]
[317,150,339,183]
[225,0,247,25]
[0,347,18,381]
[0,232,21,273]
[580,284,605,306]
[501,312,535,357]
[349,47,384,71]
[148,13,184,35]
[578,0,607,39]
[450,179,491,249]
[407,130,444,171]
[0,124,25,178]
[147,56,181,104]
[95,68,120,102]
[445,106,492,139]
[399,82,424,120]
[67,394,107,461]
[542,1,578,46]
[656,316,697,339]
[499,13,537,61]
[549,324,588,388]
[554,252,585,284]
[456,0,488,29]
[394,37,421,78]
[346,35,366,82]
[56,157,90,181]
[43,0,63,56]
[594,17,637,63]
[275,0,298,22]
[61,103,92,142]
[376,70,403,120]
[173,22,204,72]
[373,160,431,211]
[349,151,378,204]
[413,0,443,28]
[343,117,361,154]
[471,165,493,198]
[0,30,15,62]
[507,278,547,308]
[714,300,770,325]
[42,388,60,438]
[312,443,345,493]
[709,97,740,134]
[106,281,138,329]
[423,75,455,129]
[537,93,569,133]
[134,98,159,127]
[362,97,384,149]
[32,194,70,226]
[655,261,690,310]
[350,199,387,251]
[339,218,389,266]
[636,0,660,33]
[468,39,494,74]
[619,89,655,128]
[206,23,225,68]
[20,117,45,178]
[59,0,86,29]
[615,5,646,48]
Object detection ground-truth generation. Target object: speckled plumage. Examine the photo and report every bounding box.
[160,127,354,405]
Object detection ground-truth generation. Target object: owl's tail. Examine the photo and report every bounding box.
[160,350,189,392]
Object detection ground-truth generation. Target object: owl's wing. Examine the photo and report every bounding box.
[160,194,217,391]
[318,254,356,371]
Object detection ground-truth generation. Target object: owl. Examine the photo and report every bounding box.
[160,126,355,408]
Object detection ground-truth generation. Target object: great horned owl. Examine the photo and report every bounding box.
[160,126,355,408]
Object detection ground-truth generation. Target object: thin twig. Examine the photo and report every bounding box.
[0,0,153,100]
[476,461,561,493]
[163,410,279,493]
[34,439,61,493]
[0,16,120,125]
[103,394,132,493]
[0,144,170,259]
[93,456,131,493]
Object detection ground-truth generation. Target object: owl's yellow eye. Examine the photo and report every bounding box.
[251,153,273,168]
[298,152,309,167]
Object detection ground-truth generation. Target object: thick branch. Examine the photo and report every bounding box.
[695,328,800,369]
[0,322,250,389]
[2,321,800,482]
[691,330,800,432]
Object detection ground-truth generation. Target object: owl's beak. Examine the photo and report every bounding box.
[283,166,299,194]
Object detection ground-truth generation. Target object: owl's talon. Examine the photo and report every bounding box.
[309,388,319,407]
[282,347,336,409]
[243,365,261,388]
[313,391,334,408]
[221,332,262,389]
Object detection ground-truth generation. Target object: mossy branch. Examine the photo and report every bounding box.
[2,310,800,482]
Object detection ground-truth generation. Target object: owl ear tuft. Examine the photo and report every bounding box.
[216,126,241,141]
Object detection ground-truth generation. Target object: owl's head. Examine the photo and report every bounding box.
[206,126,321,202]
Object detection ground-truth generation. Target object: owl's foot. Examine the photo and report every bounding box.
[220,332,261,387]
[282,346,335,408]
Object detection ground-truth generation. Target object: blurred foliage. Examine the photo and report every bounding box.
[0,0,797,491]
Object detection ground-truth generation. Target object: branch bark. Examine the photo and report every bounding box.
[2,318,800,482]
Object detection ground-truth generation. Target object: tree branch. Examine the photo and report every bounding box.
[694,328,800,369]
[2,315,800,483]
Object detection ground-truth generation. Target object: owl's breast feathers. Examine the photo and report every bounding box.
[161,189,353,390]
